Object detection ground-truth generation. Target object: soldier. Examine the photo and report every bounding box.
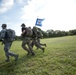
[21,23,35,56]
[36,29,46,50]
[0,24,18,62]
[31,26,45,52]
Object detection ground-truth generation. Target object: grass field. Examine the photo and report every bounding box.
[0,36,76,75]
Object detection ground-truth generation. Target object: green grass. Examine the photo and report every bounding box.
[0,36,76,75]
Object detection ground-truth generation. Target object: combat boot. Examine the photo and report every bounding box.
[42,48,45,52]
[44,44,46,47]
[5,59,10,62]
[31,52,35,56]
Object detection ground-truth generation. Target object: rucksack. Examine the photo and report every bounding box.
[37,30,43,38]
[5,29,15,41]
[25,27,33,37]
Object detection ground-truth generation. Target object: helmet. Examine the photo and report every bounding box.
[21,23,26,27]
[1,24,7,28]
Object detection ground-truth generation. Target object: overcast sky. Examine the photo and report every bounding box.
[0,0,76,36]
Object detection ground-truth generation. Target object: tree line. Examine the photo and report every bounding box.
[15,28,76,40]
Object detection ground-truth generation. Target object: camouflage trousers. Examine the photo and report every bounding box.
[21,37,35,55]
[31,37,45,52]
[4,41,17,60]
[37,38,46,47]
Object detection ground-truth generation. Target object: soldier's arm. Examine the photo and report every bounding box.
[34,31,38,37]
[21,30,26,35]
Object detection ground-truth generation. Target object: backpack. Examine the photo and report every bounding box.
[5,29,15,41]
[37,30,43,38]
[25,27,33,37]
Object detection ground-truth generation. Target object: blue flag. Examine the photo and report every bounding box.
[35,18,44,26]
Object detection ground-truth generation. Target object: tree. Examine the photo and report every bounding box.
[46,29,55,37]
[69,29,76,35]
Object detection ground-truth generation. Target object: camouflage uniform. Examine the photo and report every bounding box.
[31,27,45,52]
[21,23,35,56]
[1,24,18,62]
[36,30,46,49]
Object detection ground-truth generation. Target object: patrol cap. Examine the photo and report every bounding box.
[33,26,37,29]
[21,23,26,27]
[1,24,7,27]
[33,26,36,29]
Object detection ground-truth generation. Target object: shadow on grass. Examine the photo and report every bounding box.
[0,49,46,75]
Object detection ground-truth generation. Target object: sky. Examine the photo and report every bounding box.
[0,0,76,36]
